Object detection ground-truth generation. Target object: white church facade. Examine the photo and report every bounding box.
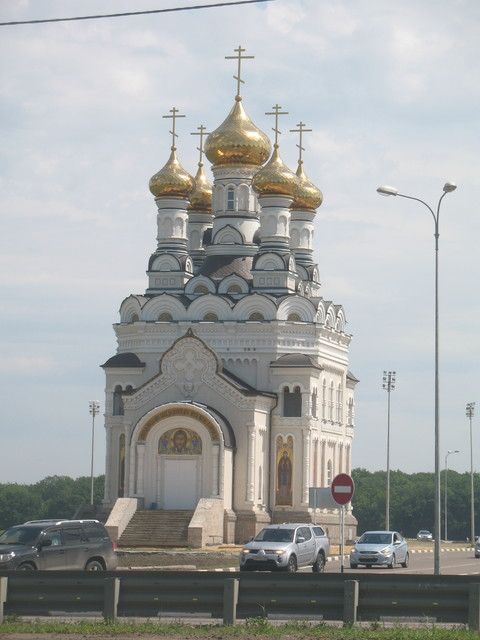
[102,48,358,545]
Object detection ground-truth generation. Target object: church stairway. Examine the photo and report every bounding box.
[118,510,194,548]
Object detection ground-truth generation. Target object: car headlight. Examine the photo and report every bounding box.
[0,552,15,562]
[380,547,392,555]
[274,550,286,555]
[241,549,250,554]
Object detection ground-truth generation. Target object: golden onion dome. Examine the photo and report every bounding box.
[291,161,323,210]
[188,163,212,211]
[204,97,271,166]
[251,145,298,198]
[149,147,195,199]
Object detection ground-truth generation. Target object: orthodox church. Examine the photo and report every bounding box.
[102,47,357,545]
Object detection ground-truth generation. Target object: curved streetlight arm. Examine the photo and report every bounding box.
[396,191,450,250]
[396,193,437,225]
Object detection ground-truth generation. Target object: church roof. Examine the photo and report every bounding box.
[346,370,359,383]
[221,367,276,397]
[200,255,254,281]
[101,352,145,368]
[270,353,322,369]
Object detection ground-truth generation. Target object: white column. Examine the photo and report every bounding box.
[126,426,134,496]
[104,424,113,503]
[339,444,344,474]
[212,443,220,496]
[246,424,256,503]
[302,429,311,504]
[321,439,326,487]
[302,391,311,417]
[136,442,146,496]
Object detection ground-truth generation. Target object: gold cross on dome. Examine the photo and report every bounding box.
[162,107,186,150]
[290,121,312,163]
[225,45,254,99]
[191,124,210,164]
[265,103,289,147]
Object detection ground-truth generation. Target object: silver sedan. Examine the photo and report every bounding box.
[350,530,409,569]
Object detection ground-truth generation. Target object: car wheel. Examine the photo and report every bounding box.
[350,562,358,569]
[17,562,36,571]
[387,554,396,569]
[85,559,105,571]
[312,552,326,573]
[401,552,409,568]
[286,555,297,573]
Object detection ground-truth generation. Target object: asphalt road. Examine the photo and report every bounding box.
[318,549,480,575]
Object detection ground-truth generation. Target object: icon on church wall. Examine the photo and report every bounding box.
[275,435,293,506]
[158,428,202,455]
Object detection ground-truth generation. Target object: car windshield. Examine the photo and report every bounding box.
[254,528,294,542]
[0,526,44,546]
[358,533,392,545]
[418,531,430,534]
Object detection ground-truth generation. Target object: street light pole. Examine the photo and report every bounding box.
[382,371,396,531]
[377,181,457,575]
[466,402,476,545]
[89,400,101,506]
[444,449,459,542]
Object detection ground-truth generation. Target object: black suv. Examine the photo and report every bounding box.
[0,519,117,571]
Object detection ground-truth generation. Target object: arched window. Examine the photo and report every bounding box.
[194,285,209,295]
[226,186,235,211]
[118,433,125,497]
[312,388,317,418]
[248,312,264,321]
[322,379,326,419]
[347,398,354,426]
[336,384,343,422]
[130,314,139,323]
[158,312,173,322]
[227,285,242,294]
[203,312,218,322]
[287,312,301,322]
[329,381,334,421]
[113,386,124,416]
[283,385,302,417]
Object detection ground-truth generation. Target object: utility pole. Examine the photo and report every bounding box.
[89,401,101,506]
[466,402,476,545]
[382,371,396,531]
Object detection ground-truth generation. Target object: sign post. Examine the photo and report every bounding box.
[331,473,355,573]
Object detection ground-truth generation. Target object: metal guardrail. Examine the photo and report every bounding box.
[0,571,479,630]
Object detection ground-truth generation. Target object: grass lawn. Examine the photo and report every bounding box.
[0,619,477,639]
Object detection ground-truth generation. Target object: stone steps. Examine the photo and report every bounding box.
[118,510,194,547]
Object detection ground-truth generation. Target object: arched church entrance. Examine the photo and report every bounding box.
[158,427,202,509]
[130,404,224,511]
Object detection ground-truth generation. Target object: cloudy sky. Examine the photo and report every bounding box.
[1,0,479,483]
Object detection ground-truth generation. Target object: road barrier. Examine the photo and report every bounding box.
[0,571,479,630]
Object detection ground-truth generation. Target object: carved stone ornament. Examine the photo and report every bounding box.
[162,334,218,399]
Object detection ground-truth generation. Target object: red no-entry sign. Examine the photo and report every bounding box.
[331,473,355,505]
